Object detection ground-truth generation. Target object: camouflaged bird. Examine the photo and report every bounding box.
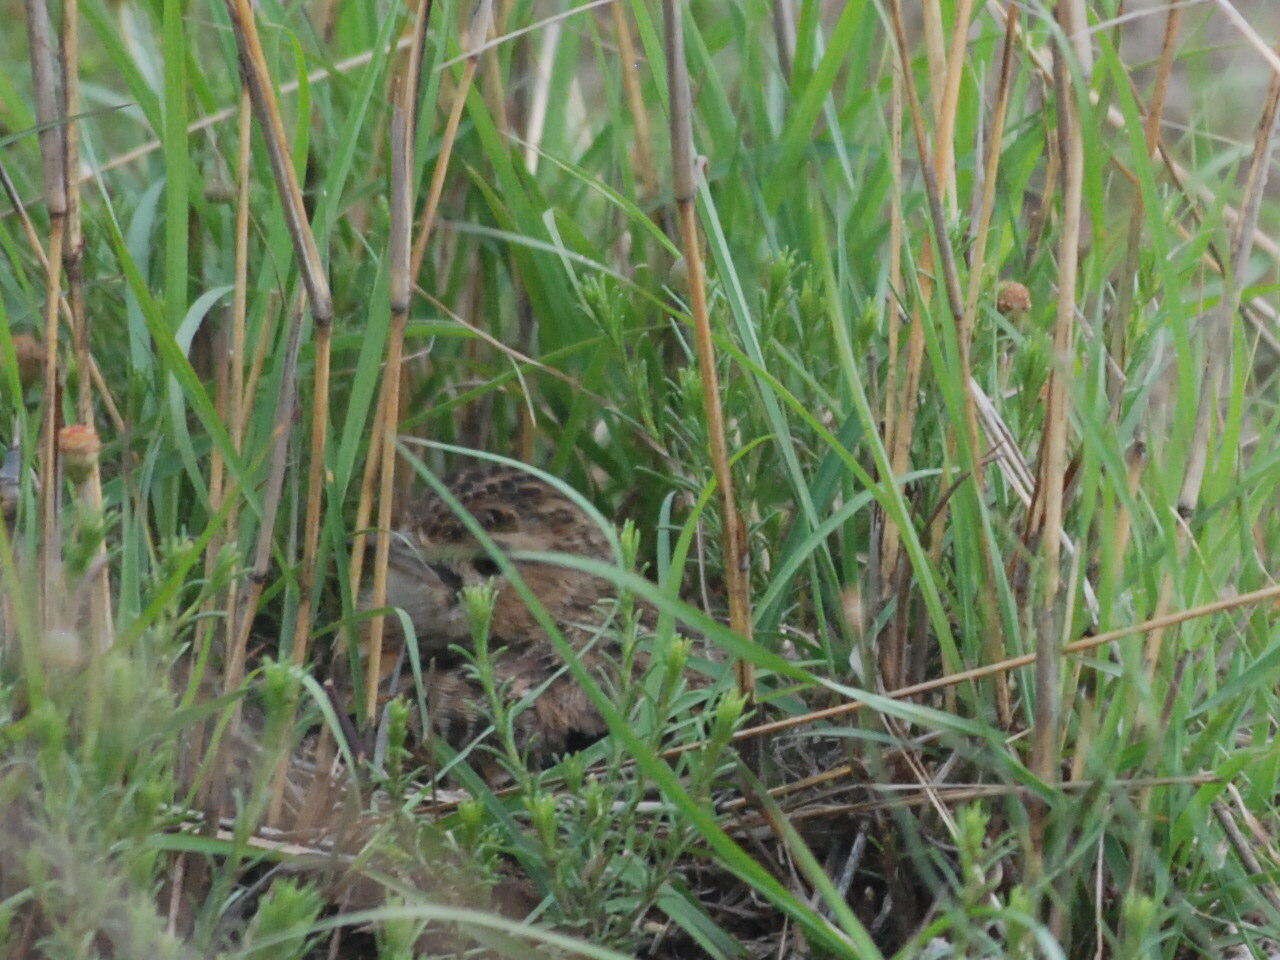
[362,465,620,757]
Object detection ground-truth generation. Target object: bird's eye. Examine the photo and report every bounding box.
[428,563,464,591]
[472,556,501,578]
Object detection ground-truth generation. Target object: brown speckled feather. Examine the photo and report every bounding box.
[364,465,622,763]
[404,465,613,646]
[410,465,610,561]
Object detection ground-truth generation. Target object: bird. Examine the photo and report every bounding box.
[359,464,621,759]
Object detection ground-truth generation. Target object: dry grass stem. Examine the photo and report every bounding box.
[751,774,1222,827]
[1145,63,1280,674]
[411,0,493,278]
[227,295,306,703]
[719,577,1280,751]
[522,19,560,174]
[878,51,907,612]
[921,0,946,122]
[1177,69,1280,517]
[60,0,113,651]
[664,0,754,700]
[35,223,63,623]
[960,7,1018,476]
[934,0,976,209]
[224,0,332,321]
[220,88,253,652]
[221,0,337,821]
[1026,4,1087,824]
[1212,800,1280,914]
[351,0,491,620]
[435,0,617,71]
[0,159,125,436]
[983,0,1280,342]
[196,94,253,737]
[364,0,438,722]
[25,0,67,624]
[221,0,336,804]
[957,5,1021,725]
[1210,0,1280,78]
[1108,441,1146,587]
[883,0,971,697]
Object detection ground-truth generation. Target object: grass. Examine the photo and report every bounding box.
[3,0,1280,956]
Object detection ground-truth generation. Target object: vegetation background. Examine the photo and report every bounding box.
[2,0,1280,956]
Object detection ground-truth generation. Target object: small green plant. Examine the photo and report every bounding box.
[242,879,324,960]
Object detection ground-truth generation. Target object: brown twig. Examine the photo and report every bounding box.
[663,0,754,700]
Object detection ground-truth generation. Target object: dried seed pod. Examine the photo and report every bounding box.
[58,424,100,483]
[997,280,1032,317]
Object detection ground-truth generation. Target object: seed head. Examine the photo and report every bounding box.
[997,280,1032,317]
[58,424,101,483]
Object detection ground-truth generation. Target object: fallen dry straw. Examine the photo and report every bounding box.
[720,579,1280,750]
